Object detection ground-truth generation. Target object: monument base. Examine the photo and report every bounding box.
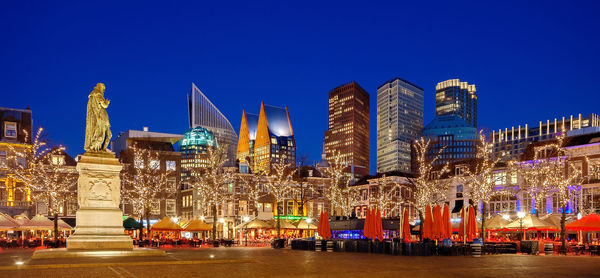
[66,234,134,250]
[67,151,133,250]
[32,248,165,259]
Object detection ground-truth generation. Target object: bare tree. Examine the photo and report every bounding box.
[3,128,77,243]
[121,142,175,239]
[265,158,296,239]
[189,145,233,241]
[404,137,450,240]
[460,131,513,242]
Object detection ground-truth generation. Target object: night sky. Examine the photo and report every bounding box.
[2,1,599,173]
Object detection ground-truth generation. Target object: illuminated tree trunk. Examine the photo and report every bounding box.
[418,210,424,241]
[145,208,151,240]
[560,205,567,255]
[53,212,59,245]
[212,204,217,241]
[481,202,487,245]
[139,213,144,241]
[276,203,282,239]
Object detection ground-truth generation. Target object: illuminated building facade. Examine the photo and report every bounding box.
[0,106,32,216]
[179,126,218,219]
[422,115,478,166]
[490,113,600,160]
[376,78,423,174]
[324,81,370,177]
[435,79,477,127]
[236,102,296,173]
[112,128,183,219]
[188,83,238,166]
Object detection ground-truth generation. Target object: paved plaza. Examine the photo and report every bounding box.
[0,247,599,277]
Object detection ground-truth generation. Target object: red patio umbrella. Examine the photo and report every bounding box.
[566,213,600,231]
[321,211,332,239]
[363,208,372,239]
[467,205,477,242]
[423,204,433,240]
[442,204,451,239]
[375,208,384,242]
[402,209,411,242]
[432,204,443,240]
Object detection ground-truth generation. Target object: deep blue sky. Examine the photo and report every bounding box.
[2,1,599,173]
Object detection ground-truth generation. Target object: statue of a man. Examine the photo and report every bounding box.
[84,83,112,152]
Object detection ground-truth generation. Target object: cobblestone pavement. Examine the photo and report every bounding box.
[1,247,599,278]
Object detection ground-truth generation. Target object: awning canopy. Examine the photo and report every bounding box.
[267,219,296,229]
[505,214,557,231]
[235,219,273,229]
[184,219,213,231]
[294,219,317,230]
[485,215,511,231]
[24,214,55,231]
[0,212,19,230]
[151,217,183,231]
[566,213,600,231]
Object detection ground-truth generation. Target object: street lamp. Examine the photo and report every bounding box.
[243,216,250,246]
[517,211,525,241]
[219,218,225,240]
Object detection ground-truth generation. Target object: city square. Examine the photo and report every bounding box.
[2,0,600,277]
[2,247,600,278]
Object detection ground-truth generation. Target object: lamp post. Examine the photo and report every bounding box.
[243,216,250,246]
[219,218,225,239]
[517,211,525,241]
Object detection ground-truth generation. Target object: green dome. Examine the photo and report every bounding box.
[181,126,217,148]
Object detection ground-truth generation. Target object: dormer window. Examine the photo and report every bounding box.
[51,155,65,166]
[4,122,17,138]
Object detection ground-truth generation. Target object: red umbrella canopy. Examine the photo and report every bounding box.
[322,211,332,239]
[423,204,433,240]
[402,209,411,242]
[363,208,371,239]
[467,206,477,242]
[432,204,443,240]
[317,211,325,238]
[442,204,451,239]
[566,213,600,231]
[375,208,384,242]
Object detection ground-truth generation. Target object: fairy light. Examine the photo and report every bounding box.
[403,137,451,222]
[265,157,296,239]
[459,131,514,240]
[319,151,358,216]
[187,145,233,241]
[2,128,77,240]
[121,142,176,234]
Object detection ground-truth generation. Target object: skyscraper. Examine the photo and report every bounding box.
[188,83,238,166]
[376,78,423,174]
[237,102,296,173]
[435,79,477,127]
[323,81,370,177]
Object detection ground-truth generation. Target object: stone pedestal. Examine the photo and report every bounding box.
[67,152,133,250]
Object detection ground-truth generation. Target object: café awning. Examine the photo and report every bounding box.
[566,213,600,231]
[505,214,557,231]
[485,215,511,231]
[184,219,213,231]
[151,217,183,231]
[0,212,19,230]
[235,219,273,229]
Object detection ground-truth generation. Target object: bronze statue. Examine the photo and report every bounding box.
[84,83,112,152]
